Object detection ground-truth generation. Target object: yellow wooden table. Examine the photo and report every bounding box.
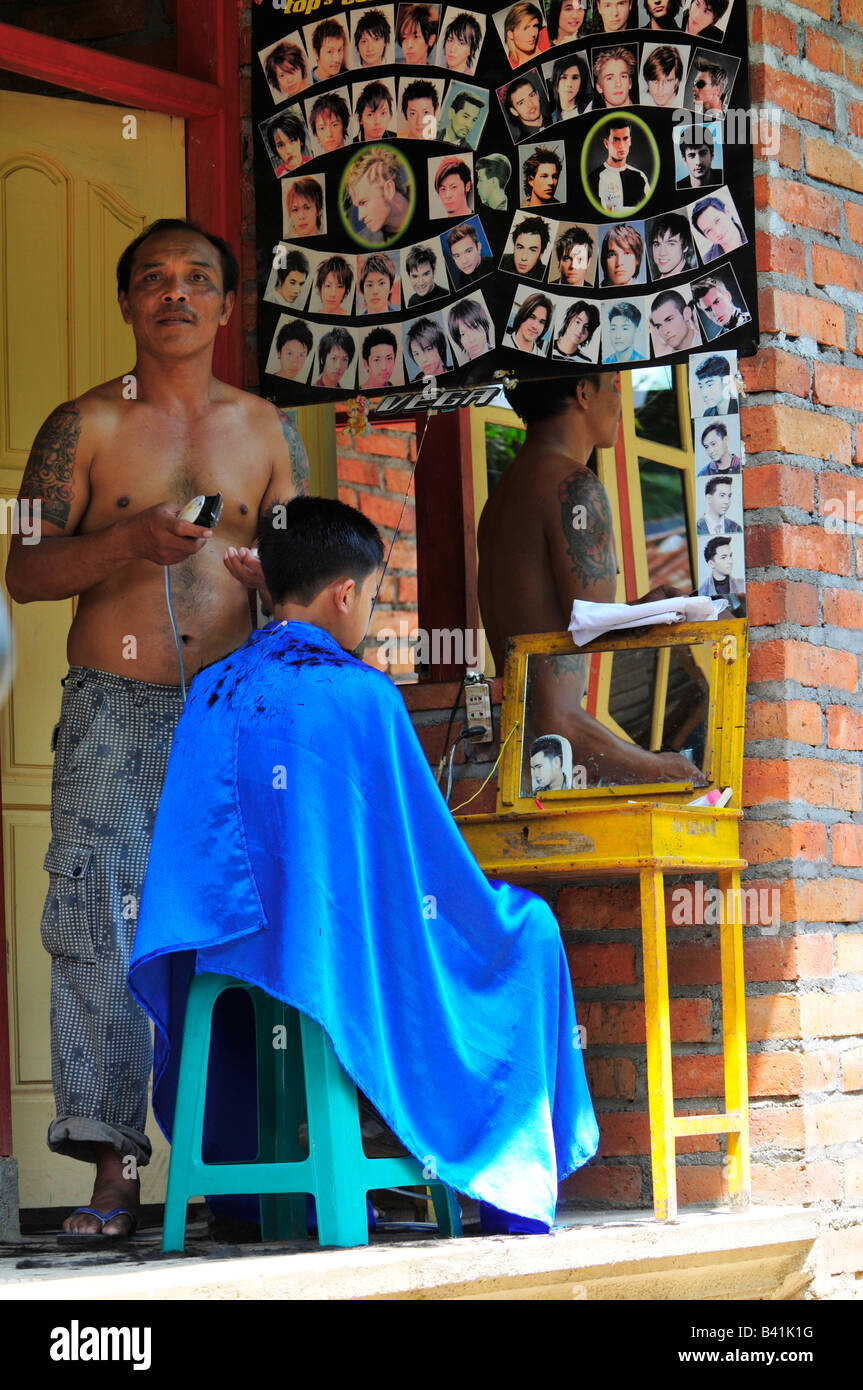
[456,620,750,1222]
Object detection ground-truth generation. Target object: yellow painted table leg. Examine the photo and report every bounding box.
[718,868,751,1209]
[640,868,677,1221]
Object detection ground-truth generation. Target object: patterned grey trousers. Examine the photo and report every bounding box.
[41,666,183,1165]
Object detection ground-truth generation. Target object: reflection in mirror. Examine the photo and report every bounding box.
[639,457,693,592]
[522,641,712,794]
[632,363,682,449]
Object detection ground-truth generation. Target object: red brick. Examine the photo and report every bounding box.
[757,289,816,339]
[846,52,863,88]
[580,998,713,1046]
[750,64,835,128]
[759,178,841,235]
[783,0,830,15]
[337,485,358,508]
[832,824,863,867]
[557,883,640,931]
[851,102,863,141]
[847,1160,863,1199]
[799,991,863,1036]
[738,348,810,398]
[746,994,802,1041]
[840,1045,863,1091]
[745,582,819,628]
[804,26,843,74]
[746,699,823,744]
[750,1106,806,1148]
[751,1160,842,1203]
[821,1227,863,1277]
[807,137,863,194]
[338,456,380,487]
[743,757,861,812]
[753,230,805,278]
[743,465,815,512]
[677,1165,724,1206]
[827,705,863,751]
[742,403,851,463]
[671,1053,723,1097]
[565,943,637,987]
[813,243,863,294]
[811,1097,863,1145]
[792,878,863,924]
[754,123,801,170]
[358,494,415,531]
[751,1051,835,1097]
[841,0,863,30]
[559,1162,642,1204]
[740,818,827,862]
[596,1111,650,1157]
[751,7,797,53]
[848,203,863,246]
[388,539,418,571]
[397,576,417,604]
[745,524,852,575]
[836,935,863,973]
[824,589,863,629]
[748,640,857,692]
[585,1056,637,1100]
[384,467,413,494]
[337,429,410,459]
[670,935,833,986]
[816,301,846,351]
[813,364,863,411]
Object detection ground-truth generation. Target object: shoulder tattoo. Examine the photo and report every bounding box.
[276,407,310,498]
[557,468,616,590]
[20,401,82,529]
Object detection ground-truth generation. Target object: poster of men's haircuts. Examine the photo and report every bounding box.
[253,0,758,408]
[689,347,745,610]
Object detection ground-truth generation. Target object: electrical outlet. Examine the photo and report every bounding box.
[464,676,493,743]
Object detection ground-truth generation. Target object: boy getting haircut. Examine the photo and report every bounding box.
[131,487,598,1237]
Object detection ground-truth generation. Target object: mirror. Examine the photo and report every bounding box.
[522,640,713,795]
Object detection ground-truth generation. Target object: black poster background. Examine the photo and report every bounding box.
[252,0,759,408]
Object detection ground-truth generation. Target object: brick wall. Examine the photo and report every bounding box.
[544,0,863,1228]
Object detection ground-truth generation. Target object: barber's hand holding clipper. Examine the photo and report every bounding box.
[130,501,214,565]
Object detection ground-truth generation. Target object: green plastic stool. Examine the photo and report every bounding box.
[162,972,463,1251]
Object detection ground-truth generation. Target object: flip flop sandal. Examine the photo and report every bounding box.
[57,1206,140,1245]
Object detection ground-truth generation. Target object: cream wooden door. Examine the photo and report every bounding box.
[0,89,185,1208]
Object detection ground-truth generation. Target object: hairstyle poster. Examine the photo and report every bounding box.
[253,0,759,408]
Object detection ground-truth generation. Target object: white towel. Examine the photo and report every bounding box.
[568,596,728,647]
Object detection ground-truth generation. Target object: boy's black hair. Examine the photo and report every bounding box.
[258,496,384,606]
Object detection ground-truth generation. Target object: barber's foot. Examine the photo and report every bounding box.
[62,1143,140,1237]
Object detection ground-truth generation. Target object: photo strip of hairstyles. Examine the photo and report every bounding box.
[550,52,592,115]
[360,252,398,292]
[443,10,484,65]
[266,110,310,166]
[276,319,314,355]
[559,299,600,341]
[264,41,308,97]
[285,177,324,229]
[315,255,355,295]
[275,249,310,287]
[447,295,492,350]
[355,8,393,55]
[511,290,553,338]
[406,314,450,363]
[522,145,563,197]
[397,3,440,50]
[648,212,697,272]
[317,325,355,373]
[512,213,552,253]
[362,325,399,360]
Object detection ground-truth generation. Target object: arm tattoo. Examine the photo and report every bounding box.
[276,407,310,498]
[19,402,82,529]
[557,469,616,591]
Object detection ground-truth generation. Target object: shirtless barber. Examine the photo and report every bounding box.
[6,219,308,1239]
[478,372,706,785]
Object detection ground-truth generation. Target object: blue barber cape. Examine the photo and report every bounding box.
[129,620,598,1224]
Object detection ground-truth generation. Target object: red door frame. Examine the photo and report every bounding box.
[0,3,242,1158]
